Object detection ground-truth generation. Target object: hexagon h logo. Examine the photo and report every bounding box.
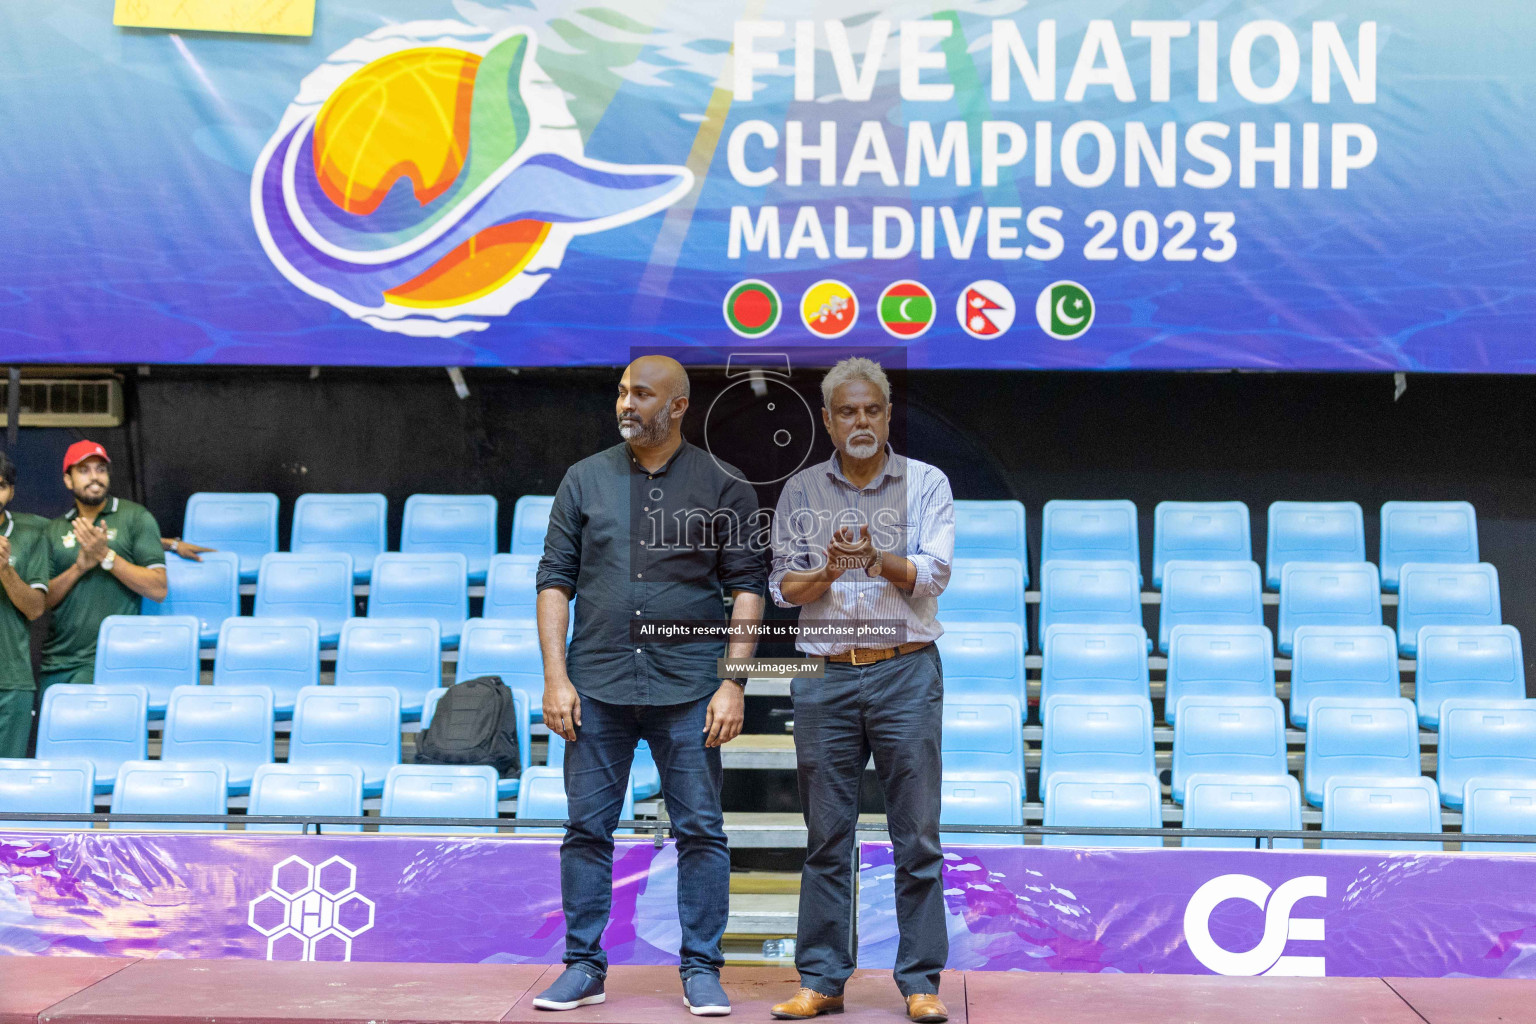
[248,855,376,961]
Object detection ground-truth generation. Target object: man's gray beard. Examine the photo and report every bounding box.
[619,410,670,446]
[844,436,880,459]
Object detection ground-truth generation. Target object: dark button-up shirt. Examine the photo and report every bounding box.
[536,439,767,705]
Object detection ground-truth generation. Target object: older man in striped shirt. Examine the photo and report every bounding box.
[768,358,954,1024]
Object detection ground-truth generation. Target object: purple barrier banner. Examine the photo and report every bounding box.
[0,831,679,963]
[857,842,1536,978]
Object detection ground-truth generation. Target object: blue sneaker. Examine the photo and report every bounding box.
[532,967,606,1011]
[683,972,731,1017]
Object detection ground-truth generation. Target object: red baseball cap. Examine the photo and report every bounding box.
[62,440,111,474]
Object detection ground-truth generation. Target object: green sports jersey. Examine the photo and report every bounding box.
[0,511,49,690]
[41,497,166,674]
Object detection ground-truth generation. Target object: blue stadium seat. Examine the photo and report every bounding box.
[36,684,147,794]
[936,558,1027,627]
[1181,773,1303,849]
[1152,501,1251,589]
[1039,694,1154,792]
[401,494,498,584]
[145,551,240,645]
[510,495,555,556]
[483,554,540,620]
[1288,626,1400,728]
[254,552,356,645]
[934,623,1027,705]
[952,500,1027,581]
[1379,501,1478,592]
[1437,699,1536,810]
[213,617,320,718]
[1163,625,1276,726]
[93,614,201,716]
[182,492,278,583]
[455,617,544,721]
[1158,560,1262,653]
[1396,563,1502,656]
[514,765,634,835]
[940,772,1023,846]
[1038,560,1142,647]
[1040,500,1140,584]
[381,764,499,834]
[110,761,228,831]
[336,617,442,719]
[1171,696,1287,803]
[1276,561,1382,655]
[1302,696,1421,807]
[1321,776,1443,851]
[631,741,661,801]
[161,685,274,795]
[1416,625,1526,729]
[289,685,401,798]
[1042,772,1162,848]
[367,553,468,646]
[0,759,95,830]
[292,493,388,582]
[246,763,364,833]
[942,697,1025,779]
[1039,624,1150,711]
[1460,777,1536,853]
[422,685,530,800]
[1265,501,1366,591]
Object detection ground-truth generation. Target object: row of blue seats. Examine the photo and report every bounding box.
[148,550,549,646]
[1033,622,1522,729]
[0,758,626,835]
[941,690,1536,811]
[945,557,1504,656]
[946,769,1523,852]
[31,682,660,803]
[182,493,548,584]
[183,493,1482,595]
[998,498,1478,590]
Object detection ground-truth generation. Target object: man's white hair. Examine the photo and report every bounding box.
[820,357,891,408]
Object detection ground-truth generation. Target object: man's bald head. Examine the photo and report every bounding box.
[617,355,690,447]
[625,355,690,402]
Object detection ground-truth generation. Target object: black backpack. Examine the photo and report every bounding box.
[415,675,522,778]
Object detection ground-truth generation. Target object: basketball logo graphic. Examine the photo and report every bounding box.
[800,280,858,339]
[251,25,693,337]
[723,280,781,338]
[877,281,935,339]
[956,280,1016,339]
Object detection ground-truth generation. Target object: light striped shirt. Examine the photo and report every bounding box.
[769,445,954,655]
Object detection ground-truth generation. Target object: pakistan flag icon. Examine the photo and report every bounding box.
[1036,281,1095,340]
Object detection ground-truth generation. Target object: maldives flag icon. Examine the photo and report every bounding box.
[723,280,782,338]
[877,280,936,339]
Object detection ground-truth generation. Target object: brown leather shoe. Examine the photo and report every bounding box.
[770,988,844,1019]
[906,994,948,1023]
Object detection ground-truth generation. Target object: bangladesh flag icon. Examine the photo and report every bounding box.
[723,280,781,338]
[878,280,935,339]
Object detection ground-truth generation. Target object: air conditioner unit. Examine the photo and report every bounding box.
[0,377,123,427]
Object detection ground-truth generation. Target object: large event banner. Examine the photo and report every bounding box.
[1,2,1533,371]
[0,831,680,963]
[858,842,1536,978]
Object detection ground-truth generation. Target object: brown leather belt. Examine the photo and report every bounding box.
[825,640,933,666]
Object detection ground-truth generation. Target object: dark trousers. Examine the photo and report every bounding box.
[561,693,729,980]
[0,690,32,758]
[792,644,947,998]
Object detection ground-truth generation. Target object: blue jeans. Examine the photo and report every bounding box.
[561,693,729,979]
[792,645,947,998]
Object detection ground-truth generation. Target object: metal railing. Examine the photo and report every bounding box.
[3,812,1535,848]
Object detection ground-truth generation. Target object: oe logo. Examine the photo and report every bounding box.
[1183,874,1326,977]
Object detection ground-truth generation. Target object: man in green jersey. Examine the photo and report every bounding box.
[0,452,48,757]
[39,441,168,691]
